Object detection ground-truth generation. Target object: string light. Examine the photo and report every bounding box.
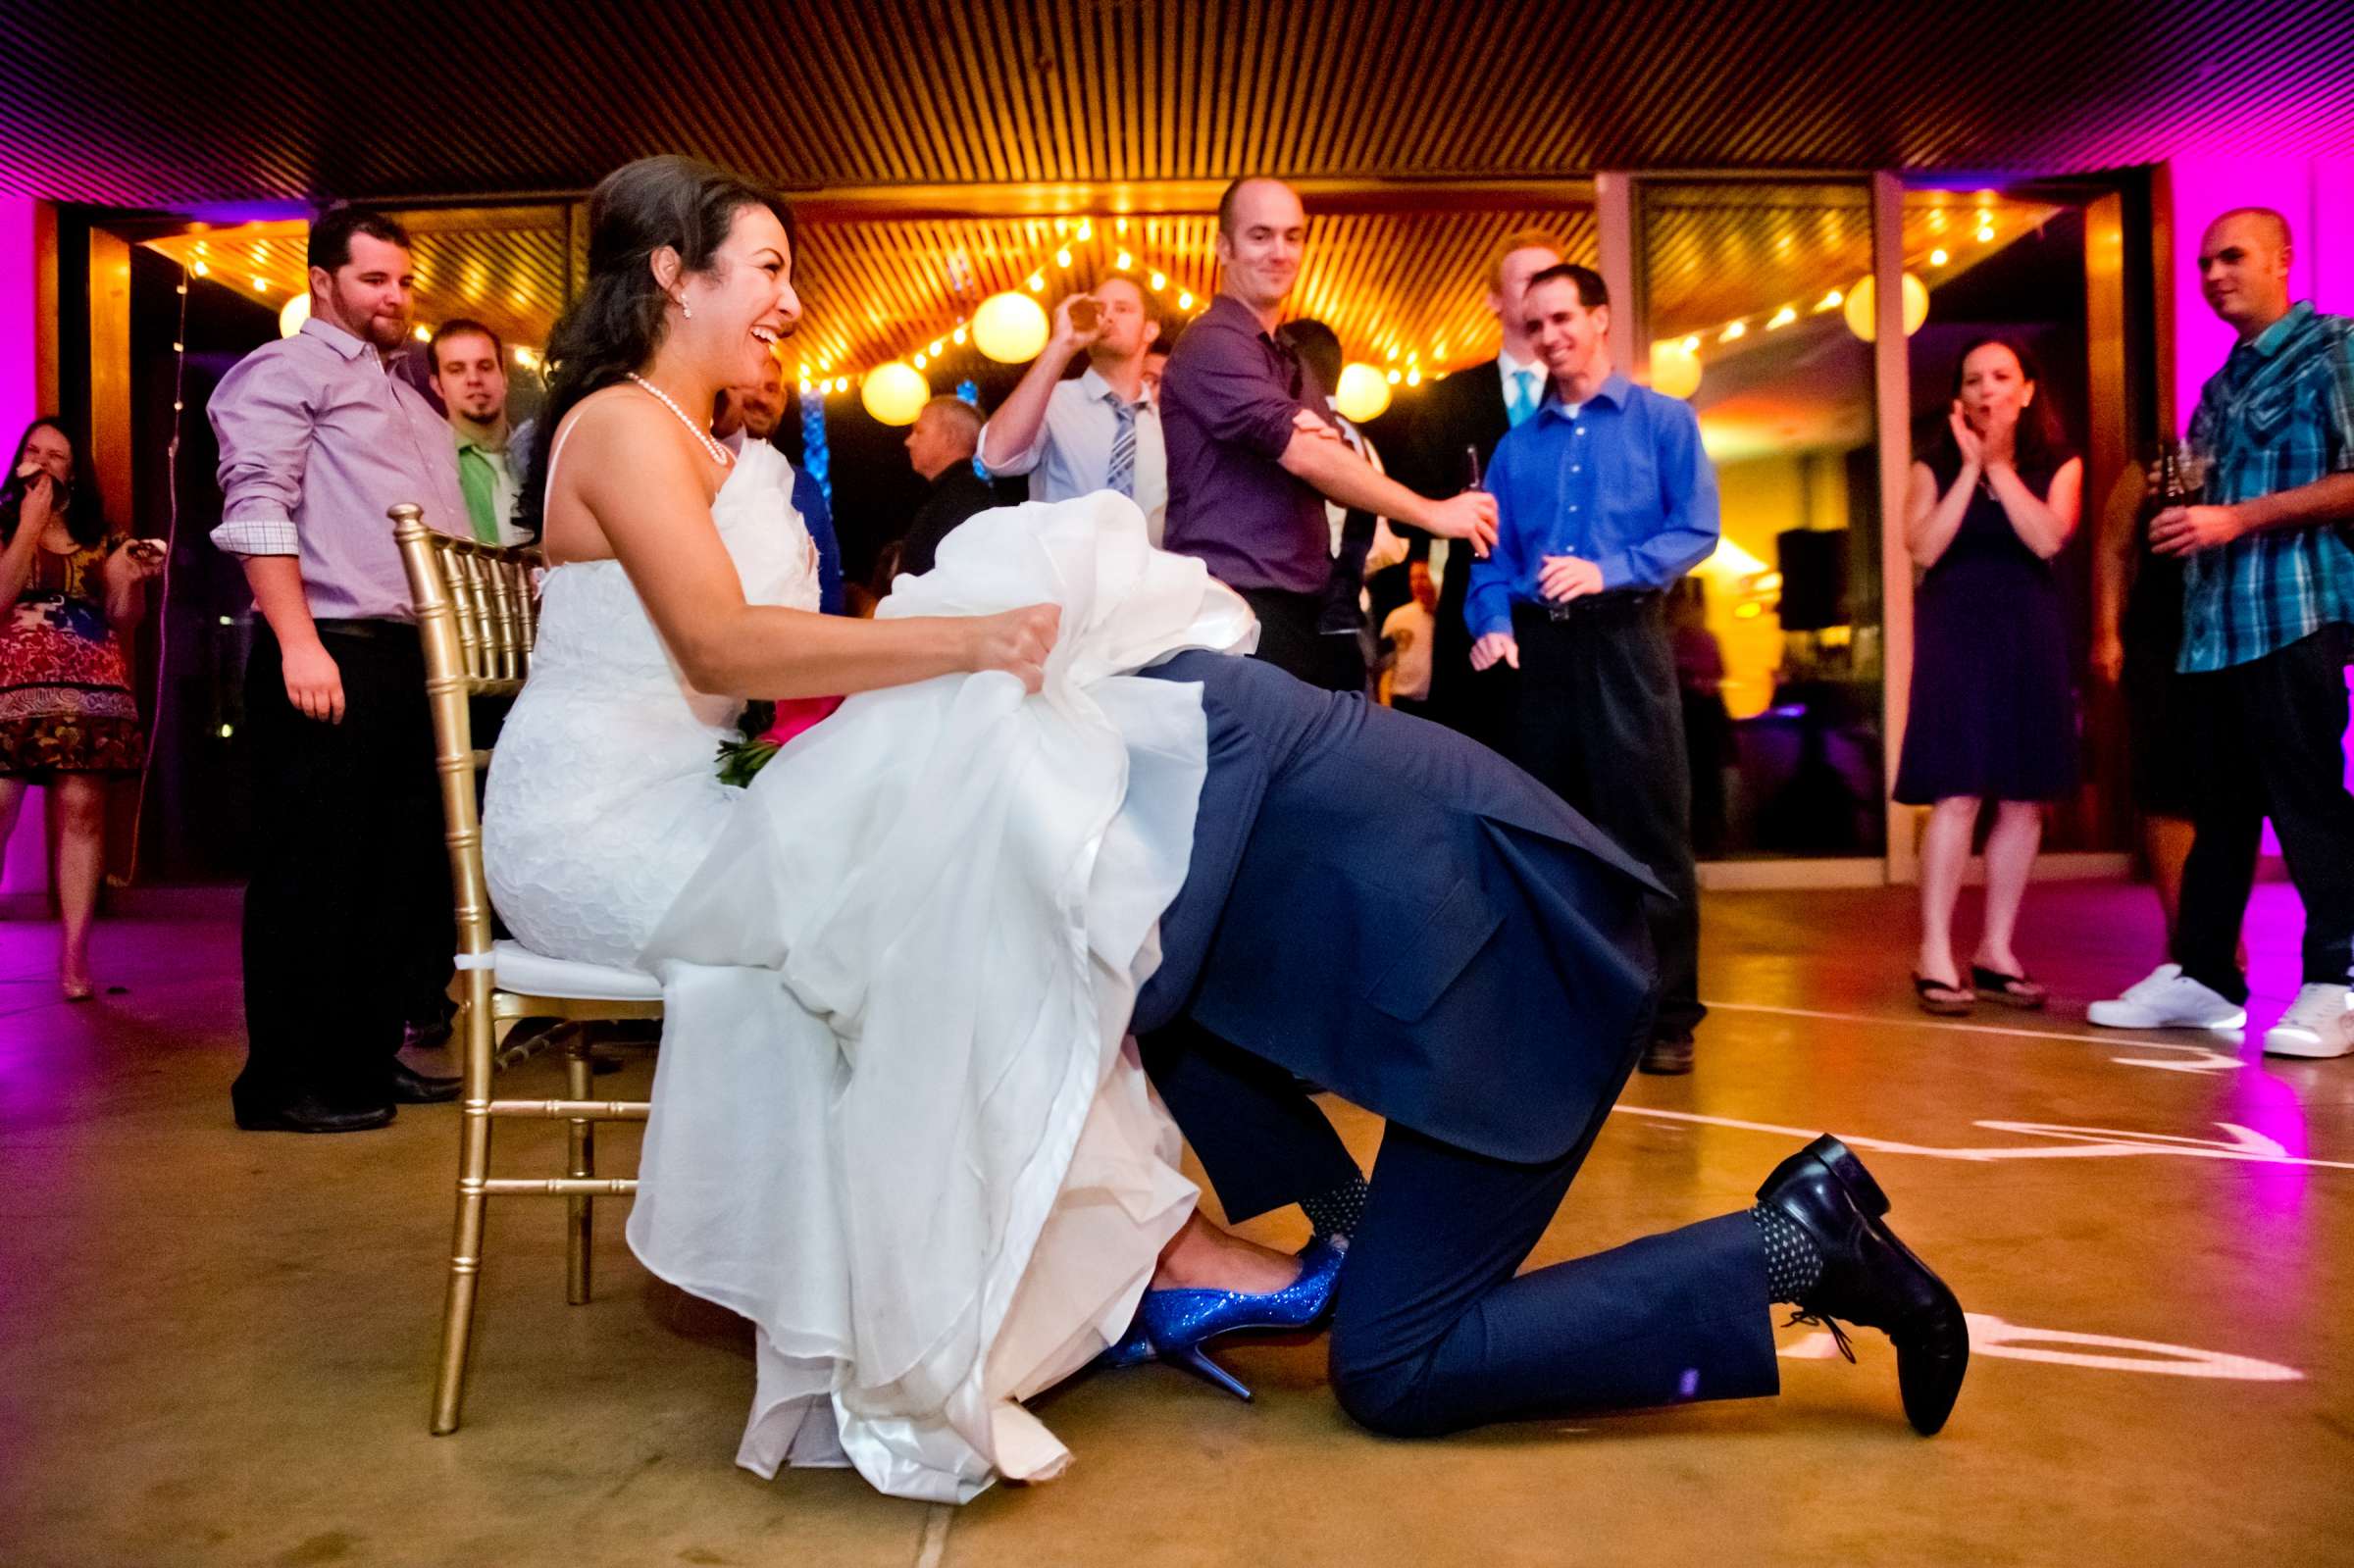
[1975,224,1995,244]
[1815,290,1842,312]
[1929,248,1949,266]
[1149,271,1167,290]
[1176,290,1193,309]
[1718,321,1747,343]
[1766,306,1796,329]
[951,325,968,344]
[1054,247,1073,268]
[1074,219,1093,241]
[928,338,944,356]
[1027,272,1045,292]
[1682,335,1701,352]
[1115,250,1134,271]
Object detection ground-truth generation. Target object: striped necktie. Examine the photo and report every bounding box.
[1105,394,1138,499]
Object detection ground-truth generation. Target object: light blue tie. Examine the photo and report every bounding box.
[1106,395,1138,499]
[1508,369,1539,429]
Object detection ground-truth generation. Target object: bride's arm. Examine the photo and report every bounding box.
[573,402,1055,696]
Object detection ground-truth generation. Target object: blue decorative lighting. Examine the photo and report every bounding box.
[958,379,989,481]
[799,386,831,507]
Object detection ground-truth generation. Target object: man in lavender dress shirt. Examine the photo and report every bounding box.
[208,206,467,1133]
[1159,177,1498,692]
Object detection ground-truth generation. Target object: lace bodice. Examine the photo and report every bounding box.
[483,440,822,967]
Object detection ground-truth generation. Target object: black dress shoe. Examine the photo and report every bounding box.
[1639,1037,1694,1076]
[234,1095,397,1134]
[388,1060,463,1104]
[1756,1135,1968,1436]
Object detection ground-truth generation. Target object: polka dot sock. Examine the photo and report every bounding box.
[1750,1202,1823,1303]
[1301,1175,1369,1240]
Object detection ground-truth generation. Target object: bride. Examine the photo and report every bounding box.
[489,154,1971,1505]
[483,156,1315,1503]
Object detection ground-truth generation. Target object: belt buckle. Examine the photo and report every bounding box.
[1545,599,1577,622]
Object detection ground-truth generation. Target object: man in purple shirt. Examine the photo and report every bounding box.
[1160,177,1496,692]
[208,206,467,1133]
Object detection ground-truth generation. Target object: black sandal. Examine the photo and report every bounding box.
[1971,966,2048,1010]
[1913,974,1974,1016]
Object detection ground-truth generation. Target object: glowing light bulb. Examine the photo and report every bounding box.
[251,277,267,292]
[1055,247,1072,268]
[1176,290,1194,310]
[1115,217,1129,234]
[192,261,208,278]
[413,325,431,341]
[1115,250,1133,271]
[1929,248,1949,266]
[1975,225,1995,244]
[913,352,928,369]
[1149,271,1167,290]
[1075,219,1093,240]
[1766,306,1796,329]
[928,339,944,357]
[952,325,968,344]
[1027,273,1045,292]
[1385,369,1402,385]
[1682,335,1701,353]
[1718,321,1747,343]
[1405,368,1421,387]
[1817,290,1842,311]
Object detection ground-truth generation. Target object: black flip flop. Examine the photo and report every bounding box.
[1914,974,1974,1016]
[1971,965,2048,1010]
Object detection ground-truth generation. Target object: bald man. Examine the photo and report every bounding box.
[1159,175,1497,692]
[2089,207,2354,1059]
[897,395,996,578]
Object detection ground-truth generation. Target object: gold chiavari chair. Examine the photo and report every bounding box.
[391,503,666,1437]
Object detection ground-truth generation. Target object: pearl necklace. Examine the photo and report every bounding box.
[626,373,733,467]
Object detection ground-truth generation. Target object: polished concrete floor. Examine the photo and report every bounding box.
[2,879,2349,1567]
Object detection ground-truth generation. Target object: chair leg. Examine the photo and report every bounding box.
[432,986,496,1435]
[566,1035,595,1305]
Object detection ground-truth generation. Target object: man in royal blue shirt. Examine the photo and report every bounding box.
[1468,263,1720,1076]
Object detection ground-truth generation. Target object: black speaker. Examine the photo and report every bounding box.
[1775,529,1849,632]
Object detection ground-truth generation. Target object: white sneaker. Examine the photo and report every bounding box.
[2263,984,2354,1059]
[2086,964,2248,1030]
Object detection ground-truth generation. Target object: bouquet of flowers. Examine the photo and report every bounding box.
[716,695,844,786]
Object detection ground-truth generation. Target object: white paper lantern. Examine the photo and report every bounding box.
[1650,340,1702,399]
[1842,273,1930,342]
[972,290,1050,363]
[1334,362,1392,424]
[278,293,310,337]
[860,361,929,426]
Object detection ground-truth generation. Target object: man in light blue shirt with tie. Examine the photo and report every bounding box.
[979,277,1167,542]
[1468,262,1721,1076]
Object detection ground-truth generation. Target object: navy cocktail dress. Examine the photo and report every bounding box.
[1892,448,2078,805]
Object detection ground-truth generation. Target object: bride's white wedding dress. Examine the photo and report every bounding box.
[483,435,1255,1502]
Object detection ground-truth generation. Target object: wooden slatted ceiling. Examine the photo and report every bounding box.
[788,206,1597,379]
[4,0,2351,206]
[1646,187,2063,349]
[138,205,1598,382]
[141,209,573,363]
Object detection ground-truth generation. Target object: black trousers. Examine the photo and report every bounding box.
[1156,1004,1775,1436]
[1241,585,1367,695]
[233,624,453,1113]
[1509,596,1705,1042]
[2173,624,2354,1001]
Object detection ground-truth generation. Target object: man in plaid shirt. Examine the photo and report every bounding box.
[2089,208,2354,1058]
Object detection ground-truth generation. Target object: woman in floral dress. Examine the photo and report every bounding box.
[0,419,162,998]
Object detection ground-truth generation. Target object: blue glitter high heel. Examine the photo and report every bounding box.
[1134,1236,1348,1401]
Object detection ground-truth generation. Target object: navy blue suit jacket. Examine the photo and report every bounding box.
[1134,652,1663,1166]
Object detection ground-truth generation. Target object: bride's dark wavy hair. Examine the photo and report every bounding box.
[521,156,795,537]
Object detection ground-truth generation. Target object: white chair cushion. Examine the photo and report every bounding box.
[492,938,663,1001]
